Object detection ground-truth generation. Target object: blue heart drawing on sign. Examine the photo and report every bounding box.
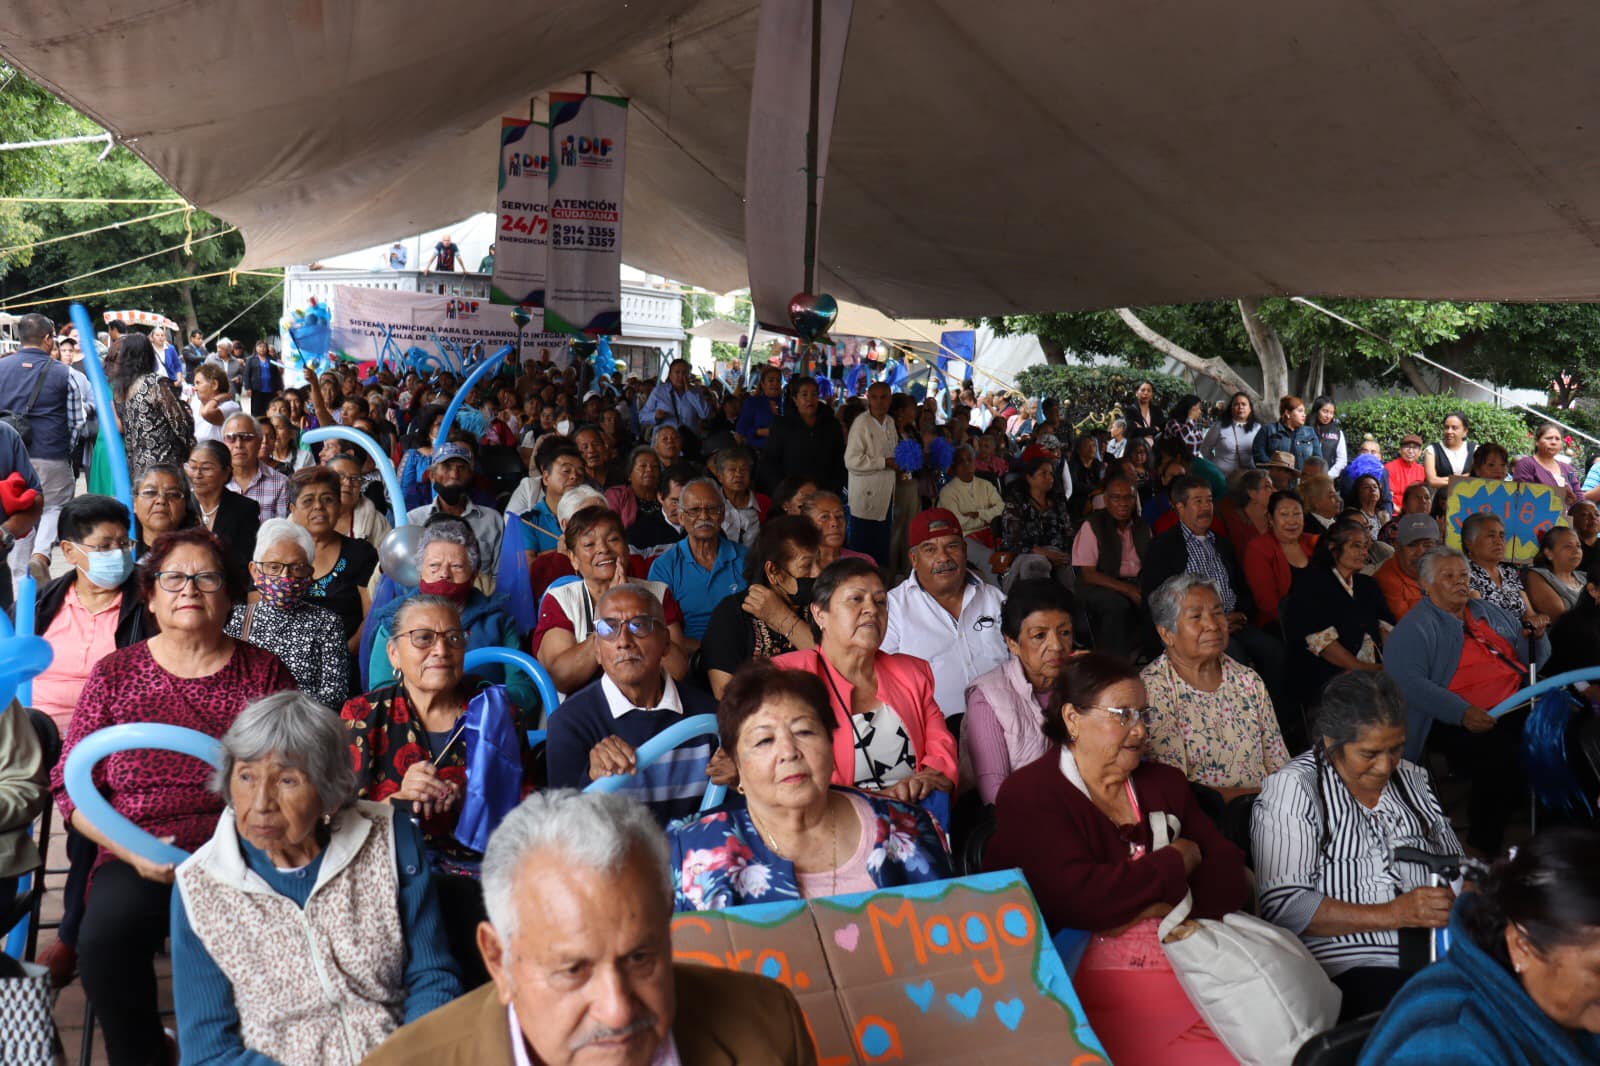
[946,988,982,1019]
[994,998,1025,1031]
[904,980,935,1013]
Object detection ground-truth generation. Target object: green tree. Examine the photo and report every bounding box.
[681,289,751,365]
[0,66,96,272]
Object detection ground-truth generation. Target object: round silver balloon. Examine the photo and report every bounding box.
[378,524,424,587]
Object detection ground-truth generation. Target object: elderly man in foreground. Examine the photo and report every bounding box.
[1386,546,1548,856]
[361,790,818,1066]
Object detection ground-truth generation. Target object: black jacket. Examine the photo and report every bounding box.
[761,406,847,494]
[1139,521,1256,618]
[31,571,152,648]
[210,489,261,566]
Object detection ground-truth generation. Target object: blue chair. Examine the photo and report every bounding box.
[464,646,560,722]
[584,713,727,812]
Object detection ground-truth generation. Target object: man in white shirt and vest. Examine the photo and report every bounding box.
[881,507,1009,732]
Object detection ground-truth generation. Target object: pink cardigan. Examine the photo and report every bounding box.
[771,648,960,786]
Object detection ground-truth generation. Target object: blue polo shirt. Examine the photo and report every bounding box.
[522,498,562,554]
[648,536,748,640]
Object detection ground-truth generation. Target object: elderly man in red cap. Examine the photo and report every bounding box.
[880,507,1009,732]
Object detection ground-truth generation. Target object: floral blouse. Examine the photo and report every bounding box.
[1139,654,1290,790]
[667,788,951,911]
[1469,560,1526,618]
[1000,489,1074,555]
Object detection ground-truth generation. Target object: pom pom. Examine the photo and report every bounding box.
[1345,453,1385,482]
[894,439,925,474]
[927,436,955,471]
[455,406,489,439]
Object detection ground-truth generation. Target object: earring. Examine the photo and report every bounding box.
[736,784,746,795]
[321,813,332,826]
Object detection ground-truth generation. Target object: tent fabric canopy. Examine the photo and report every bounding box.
[7,1,1600,319]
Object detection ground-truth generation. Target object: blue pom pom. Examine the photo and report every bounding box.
[1346,453,1385,482]
[894,439,925,473]
[928,436,955,471]
[455,406,489,438]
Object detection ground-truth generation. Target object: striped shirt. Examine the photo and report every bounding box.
[1180,524,1237,611]
[1252,749,1461,975]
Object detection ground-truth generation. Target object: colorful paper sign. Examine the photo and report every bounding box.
[329,286,568,368]
[491,117,550,308]
[1443,477,1568,562]
[670,870,1107,1065]
[544,92,627,337]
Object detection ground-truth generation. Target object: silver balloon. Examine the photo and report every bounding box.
[378,524,424,587]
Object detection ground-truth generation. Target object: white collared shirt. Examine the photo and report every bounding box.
[509,1004,681,1066]
[881,571,1009,720]
[600,671,684,719]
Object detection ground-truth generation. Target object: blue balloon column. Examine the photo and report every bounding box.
[68,303,133,524]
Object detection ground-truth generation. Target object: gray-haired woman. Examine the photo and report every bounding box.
[1252,670,1462,1022]
[365,519,536,720]
[172,691,461,1065]
[226,517,351,708]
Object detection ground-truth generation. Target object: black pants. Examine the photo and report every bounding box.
[1076,583,1149,660]
[59,824,98,948]
[1427,710,1527,855]
[1227,625,1301,751]
[77,860,171,1066]
[433,872,489,989]
[1332,965,1412,1023]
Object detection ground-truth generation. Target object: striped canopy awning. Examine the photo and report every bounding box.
[103,310,181,334]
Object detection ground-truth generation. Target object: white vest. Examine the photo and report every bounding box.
[961,657,1052,791]
[176,801,407,1066]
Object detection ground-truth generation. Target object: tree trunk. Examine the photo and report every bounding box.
[1115,307,1261,404]
[1037,336,1067,366]
[1397,355,1431,394]
[1300,350,1325,399]
[1238,298,1289,402]
[178,253,199,335]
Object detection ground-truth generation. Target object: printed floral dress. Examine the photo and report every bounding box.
[667,788,951,911]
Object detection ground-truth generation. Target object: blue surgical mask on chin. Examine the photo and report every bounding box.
[76,546,135,590]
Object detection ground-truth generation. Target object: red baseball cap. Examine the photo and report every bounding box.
[909,508,963,548]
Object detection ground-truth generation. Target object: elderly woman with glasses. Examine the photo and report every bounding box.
[366,521,538,724]
[49,528,294,1066]
[668,663,950,910]
[290,466,378,654]
[172,692,462,1065]
[132,462,195,553]
[341,593,526,987]
[185,439,260,561]
[225,518,352,708]
[328,453,393,552]
[984,651,1248,1065]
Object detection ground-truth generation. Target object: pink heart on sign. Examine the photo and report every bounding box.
[833,923,861,952]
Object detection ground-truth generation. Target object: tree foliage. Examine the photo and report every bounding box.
[0,71,280,342]
[1014,364,1191,433]
[681,289,750,365]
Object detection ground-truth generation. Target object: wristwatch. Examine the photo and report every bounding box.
[0,526,14,555]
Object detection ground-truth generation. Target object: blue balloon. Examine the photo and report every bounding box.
[433,345,511,453]
[69,304,133,526]
[0,634,52,712]
[584,713,726,812]
[463,646,559,720]
[63,723,223,866]
[302,426,408,527]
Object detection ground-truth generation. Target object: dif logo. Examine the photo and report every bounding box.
[506,151,549,177]
[557,134,615,167]
[444,299,479,320]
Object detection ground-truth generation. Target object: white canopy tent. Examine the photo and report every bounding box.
[6,1,1600,320]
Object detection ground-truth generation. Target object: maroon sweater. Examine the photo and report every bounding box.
[985,751,1248,934]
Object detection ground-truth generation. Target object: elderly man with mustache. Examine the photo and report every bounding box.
[362,790,817,1066]
[545,584,717,825]
[646,478,749,651]
[879,508,1009,734]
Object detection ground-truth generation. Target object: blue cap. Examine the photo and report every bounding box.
[430,442,473,468]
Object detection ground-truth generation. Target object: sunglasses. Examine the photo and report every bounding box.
[593,615,663,641]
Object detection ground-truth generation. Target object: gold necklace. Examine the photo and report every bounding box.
[751,795,840,896]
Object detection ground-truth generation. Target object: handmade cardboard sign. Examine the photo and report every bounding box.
[1443,477,1566,562]
[670,870,1107,1065]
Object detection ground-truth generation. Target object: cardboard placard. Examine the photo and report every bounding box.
[1443,477,1567,562]
[671,871,1107,1065]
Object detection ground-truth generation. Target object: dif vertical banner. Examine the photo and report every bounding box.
[491,118,550,307]
[544,92,627,336]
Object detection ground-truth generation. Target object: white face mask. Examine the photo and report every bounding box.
[556,419,573,436]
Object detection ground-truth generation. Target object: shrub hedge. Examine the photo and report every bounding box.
[1337,395,1532,455]
[1014,365,1193,434]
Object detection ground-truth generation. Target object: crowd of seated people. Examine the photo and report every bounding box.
[6,325,1600,1065]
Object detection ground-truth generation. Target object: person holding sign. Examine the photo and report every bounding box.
[1513,422,1583,502]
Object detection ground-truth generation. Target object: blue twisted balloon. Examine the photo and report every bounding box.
[584,713,727,812]
[302,426,408,527]
[463,646,559,719]
[69,303,133,525]
[433,345,511,453]
[63,724,223,866]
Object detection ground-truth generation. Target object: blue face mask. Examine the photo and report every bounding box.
[75,545,135,590]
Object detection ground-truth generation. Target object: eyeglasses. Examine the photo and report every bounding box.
[71,538,133,552]
[680,505,724,520]
[393,627,466,650]
[184,462,223,476]
[1090,705,1156,729]
[593,615,664,641]
[154,570,226,593]
[336,475,363,486]
[223,432,259,443]
[135,489,186,502]
[256,561,313,579]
